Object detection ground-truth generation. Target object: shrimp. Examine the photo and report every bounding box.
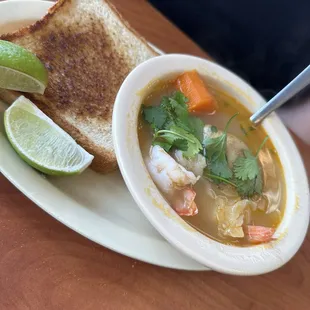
[174,150,206,177]
[146,145,199,216]
[244,225,276,243]
[173,188,198,216]
[147,145,199,193]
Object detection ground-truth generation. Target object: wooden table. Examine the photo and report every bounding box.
[1,1,310,309]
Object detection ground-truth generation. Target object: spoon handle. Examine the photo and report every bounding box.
[250,65,310,125]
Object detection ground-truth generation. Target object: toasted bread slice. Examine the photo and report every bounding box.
[0,0,158,173]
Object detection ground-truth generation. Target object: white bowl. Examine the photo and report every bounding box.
[113,54,309,275]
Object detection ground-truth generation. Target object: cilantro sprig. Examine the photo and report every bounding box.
[154,126,202,157]
[234,150,261,180]
[142,91,204,157]
[143,105,167,129]
[143,91,268,198]
[203,113,239,178]
[233,136,269,197]
[234,173,263,197]
[202,112,268,198]
[203,170,237,187]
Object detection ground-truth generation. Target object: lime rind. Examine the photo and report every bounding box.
[0,40,48,85]
[4,96,94,175]
[0,65,46,94]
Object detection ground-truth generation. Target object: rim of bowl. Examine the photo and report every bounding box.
[113,54,309,275]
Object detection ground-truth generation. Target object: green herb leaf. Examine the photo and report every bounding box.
[203,113,239,178]
[209,157,233,179]
[203,169,237,187]
[235,173,262,197]
[154,126,202,158]
[173,138,189,151]
[142,91,204,155]
[153,140,173,152]
[162,92,204,139]
[188,117,205,143]
[249,126,256,132]
[173,91,189,105]
[240,124,256,136]
[204,131,232,178]
[142,105,167,130]
[204,132,226,160]
[233,136,268,197]
[161,92,189,128]
[154,130,188,152]
[233,150,260,181]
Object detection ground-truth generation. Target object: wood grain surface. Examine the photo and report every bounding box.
[1,0,310,309]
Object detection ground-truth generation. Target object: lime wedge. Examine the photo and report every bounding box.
[0,40,48,94]
[4,96,94,175]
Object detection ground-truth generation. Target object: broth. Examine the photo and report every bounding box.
[138,76,286,247]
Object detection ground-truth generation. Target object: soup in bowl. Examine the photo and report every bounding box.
[139,73,285,246]
[113,54,309,275]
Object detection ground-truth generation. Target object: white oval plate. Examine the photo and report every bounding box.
[0,0,208,271]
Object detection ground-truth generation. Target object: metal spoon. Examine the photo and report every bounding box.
[250,64,310,125]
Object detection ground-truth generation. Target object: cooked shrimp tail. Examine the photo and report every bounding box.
[146,145,199,216]
[245,225,276,243]
[173,187,198,216]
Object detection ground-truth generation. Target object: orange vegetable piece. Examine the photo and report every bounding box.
[244,225,276,244]
[173,187,198,216]
[176,70,217,113]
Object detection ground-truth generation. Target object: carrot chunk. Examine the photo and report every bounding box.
[176,70,217,113]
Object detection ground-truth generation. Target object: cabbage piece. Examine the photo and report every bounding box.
[216,199,257,238]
